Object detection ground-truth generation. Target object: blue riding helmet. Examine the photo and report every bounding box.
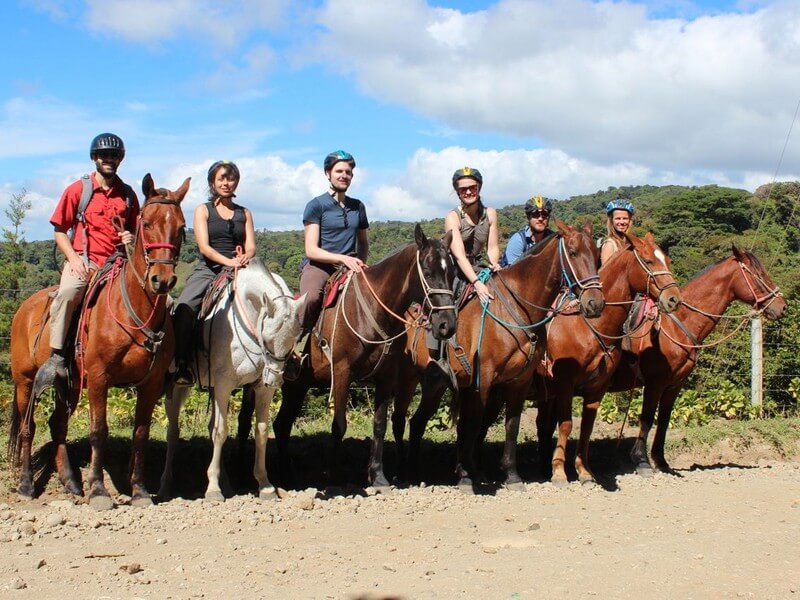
[324,150,356,172]
[606,199,635,216]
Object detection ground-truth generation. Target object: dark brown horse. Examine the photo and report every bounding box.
[607,246,786,475]
[393,221,604,491]
[9,174,189,509]
[532,231,681,485]
[270,224,457,488]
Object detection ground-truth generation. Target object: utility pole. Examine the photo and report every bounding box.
[751,317,763,412]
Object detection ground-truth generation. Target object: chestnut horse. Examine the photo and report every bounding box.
[607,246,786,475]
[532,231,681,486]
[394,221,604,491]
[9,174,189,509]
[270,224,457,488]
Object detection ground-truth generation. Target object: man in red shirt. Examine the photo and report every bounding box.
[34,133,140,387]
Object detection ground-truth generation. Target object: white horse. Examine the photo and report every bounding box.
[159,258,304,501]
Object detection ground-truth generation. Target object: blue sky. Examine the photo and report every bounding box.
[1,0,798,241]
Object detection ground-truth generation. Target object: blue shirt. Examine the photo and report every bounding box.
[302,192,369,257]
[501,226,554,266]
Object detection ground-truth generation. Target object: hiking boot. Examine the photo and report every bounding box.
[173,363,195,387]
[283,353,304,382]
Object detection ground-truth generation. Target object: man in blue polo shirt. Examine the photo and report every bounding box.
[297,149,369,332]
[500,195,555,266]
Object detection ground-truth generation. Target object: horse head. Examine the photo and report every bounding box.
[243,262,305,387]
[136,173,190,295]
[731,245,786,320]
[414,223,457,340]
[624,231,681,313]
[554,220,604,318]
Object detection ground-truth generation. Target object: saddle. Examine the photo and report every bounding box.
[323,267,351,309]
[621,294,658,353]
[199,268,234,320]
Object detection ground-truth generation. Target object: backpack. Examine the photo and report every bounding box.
[70,174,136,261]
[499,229,533,268]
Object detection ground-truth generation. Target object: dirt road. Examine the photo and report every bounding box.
[0,430,798,599]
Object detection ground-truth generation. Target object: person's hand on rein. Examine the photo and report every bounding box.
[475,280,493,304]
[342,255,366,273]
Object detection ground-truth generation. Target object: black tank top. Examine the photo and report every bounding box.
[204,201,246,268]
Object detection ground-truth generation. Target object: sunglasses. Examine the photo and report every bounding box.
[94,150,123,161]
[457,184,479,196]
[529,210,550,219]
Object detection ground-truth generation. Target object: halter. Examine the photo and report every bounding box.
[633,248,679,300]
[115,197,182,289]
[558,236,602,299]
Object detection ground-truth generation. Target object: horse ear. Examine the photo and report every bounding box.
[581,221,593,237]
[414,223,427,249]
[261,292,276,320]
[644,231,656,245]
[732,244,744,261]
[142,173,155,199]
[173,177,191,203]
[554,218,569,235]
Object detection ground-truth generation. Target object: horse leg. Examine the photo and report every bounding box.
[86,381,114,510]
[205,386,231,501]
[534,380,557,480]
[11,382,36,498]
[329,375,352,486]
[651,385,682,474]
[237,384,255,476]
[273,379,308,488]
[631,384,664,476]
[499,383,528,490]
[129,378,163,507]
[368,378,393,489]
[575,393,602,486]
[454,387,484,494]
[251,384,278,500]
[50,384,81,496]
[408,365,450,484]
[550,377,574,486]
[391,366,419,484]
[158,383,189,500]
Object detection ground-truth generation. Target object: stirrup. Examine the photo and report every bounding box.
[283,352,305,382]
[173,366,195,387]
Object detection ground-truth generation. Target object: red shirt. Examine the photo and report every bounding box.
[50,172,141,266]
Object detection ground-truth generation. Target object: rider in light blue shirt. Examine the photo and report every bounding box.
[500,195,555,266]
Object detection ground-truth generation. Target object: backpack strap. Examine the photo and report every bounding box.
[70,174,93,262]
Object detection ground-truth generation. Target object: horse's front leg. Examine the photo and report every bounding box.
[454,386,485,494]
[273,379,309,489]
[12,381,37,498]
[550,374,575,486]
[408,363,450,484]
[206,386,231,501]
[129,376,164,507]
[575,392,602,486]
[631,383,665,476]
[500,381,530,490]
[329,373,352,486]
[368,377,394,489]
[86,379,114,510]
[651,385,682,474]
[251,383,278,500]
[158,383,189,500]
[50,382,82,496]
[391,364,419,484]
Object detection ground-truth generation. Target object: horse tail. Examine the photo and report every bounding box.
[7,387,21,466]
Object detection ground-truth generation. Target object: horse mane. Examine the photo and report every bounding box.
[509,232,558,266]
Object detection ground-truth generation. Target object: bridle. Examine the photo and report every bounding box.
[415,249,456,318]
[633,248,680,304]
[738,259,782,311]
[558,236,602,300]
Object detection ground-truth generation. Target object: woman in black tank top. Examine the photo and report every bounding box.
[172,160,257,385]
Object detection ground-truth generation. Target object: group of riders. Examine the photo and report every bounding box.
[33,132,638,391]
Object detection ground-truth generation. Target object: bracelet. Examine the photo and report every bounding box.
[471,277,479,284]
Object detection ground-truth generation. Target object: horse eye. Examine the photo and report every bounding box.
[142,221,152,230]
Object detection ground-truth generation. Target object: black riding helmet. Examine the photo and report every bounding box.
[524,195,553,216]
[452,166,483,188]
[207,160,240,185]
[90,133,125,159]
[324,150,356,172]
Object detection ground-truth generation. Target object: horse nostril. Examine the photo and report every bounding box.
[167,275,177,290]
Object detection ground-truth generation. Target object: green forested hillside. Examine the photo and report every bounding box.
[3,182,799,412]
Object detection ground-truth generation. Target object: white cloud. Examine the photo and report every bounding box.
[310,0,800,173]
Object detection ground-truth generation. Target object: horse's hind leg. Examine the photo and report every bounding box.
[158,384,188,500]
[575,392,602,486]
[650,385,681,474]
[631,384,664,476]
[205,386,231,501]
[251,384,278,500]
[391,366,419,484]
[237,384,255,474]
[50,384,82,496]
[407,364,449,484]
[499,382,529,490]
[129,380,163,507]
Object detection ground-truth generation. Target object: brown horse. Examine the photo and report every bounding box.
[532,231,681,486]
[393,221,604,491]
[270,224,457,488]
[9,174,189,509]
[607,246,786,475]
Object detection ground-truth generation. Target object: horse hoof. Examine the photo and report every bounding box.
[63,480,83,496]
[89,495,115,511]
[366,485,393,496]
[259,488,278,501]
[131,495,153,508]
[580,479,598,489]
[636,465,655,477]
[370,474,391,489]
[457,479,475,495]
[551,477,569,488]
[205,491,225,502]
[17,487,34,500]
[504,481,526,492]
